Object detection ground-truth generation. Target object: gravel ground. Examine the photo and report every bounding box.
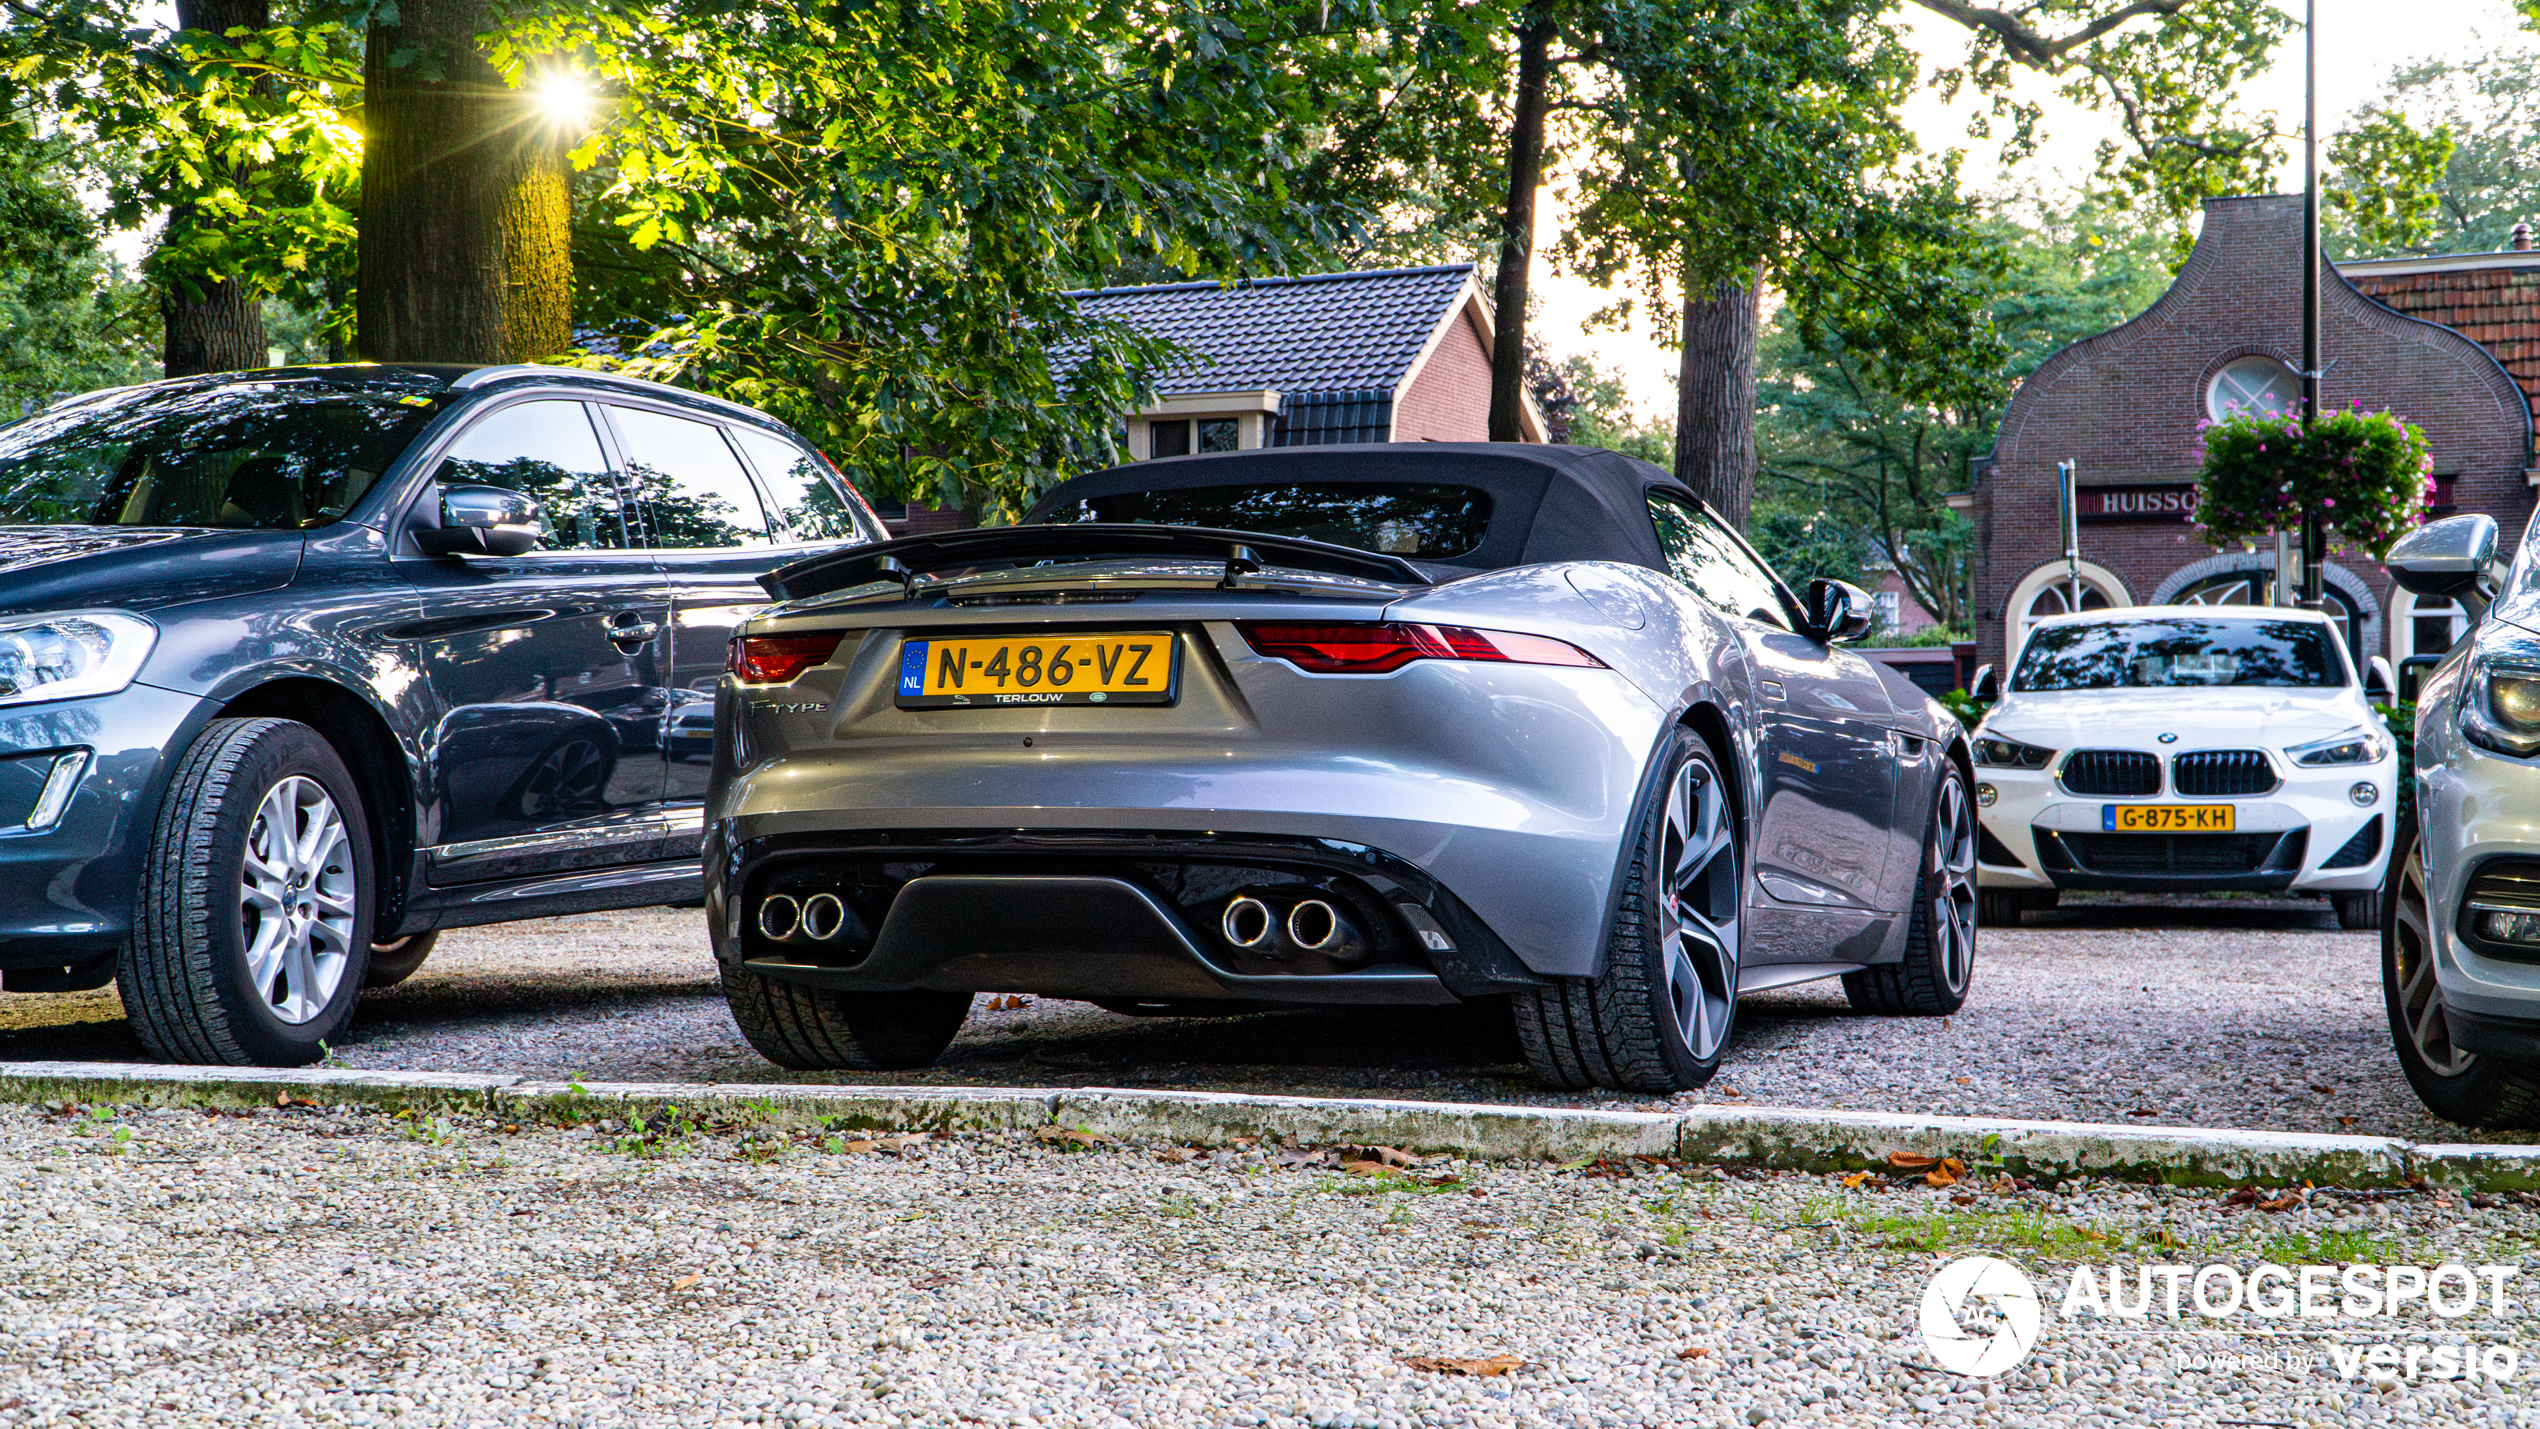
[0,895,2476,1142]
[6,1101,2539,1429]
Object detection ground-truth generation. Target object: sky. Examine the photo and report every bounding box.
[1531,0,2540,422]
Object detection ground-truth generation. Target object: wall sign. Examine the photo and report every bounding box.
[2077,484,2195,523]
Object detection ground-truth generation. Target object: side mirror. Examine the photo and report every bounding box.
[416,483,543,558]
[2387,513,2501,620]
[1971,663,2000,703]
[1803,578,1875,644]
[2366,655,2396,704]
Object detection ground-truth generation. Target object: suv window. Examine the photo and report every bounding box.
[728,427,870,544]
[609,406,774,548]
[1648,494,1794,628]
[433,400,630,550]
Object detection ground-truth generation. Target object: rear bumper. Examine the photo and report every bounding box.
[704,828,1549,1004]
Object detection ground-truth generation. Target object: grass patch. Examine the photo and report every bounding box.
[1756,1193,2188,1263]
[1308,1172,1472,1197]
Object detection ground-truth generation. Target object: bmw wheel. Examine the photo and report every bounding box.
[1514,728,1741,1093]
[1845,765,1978,1016]
[2383,820,2540,1128]
[122,718,374,1066]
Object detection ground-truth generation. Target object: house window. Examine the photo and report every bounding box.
[1147,417,1242,458]
[2411,594,2467,660]
[1871,589,1900,633]
[2206,357,2301,420]
[1150,420,1192,458]
[1198,418,1239,453]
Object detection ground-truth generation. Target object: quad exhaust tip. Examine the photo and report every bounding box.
[1220,895,1274,949]
[800,893,849,942]
[1287,898,1343,951]
[756,894,800,941]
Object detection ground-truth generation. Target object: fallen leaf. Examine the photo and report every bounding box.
[507,1207,535,1217]
[2310,1084,2334,1094]
[275,1091,290,1108]
[2257,1194,2302,1213]
[1344,1145,1416,1169]
[499,1124,521,1135]
[1949,1192,1977,1207]
[2225,1186,2260,1206]
[672,1274,702,1292]
[1271,1148,1330,1168]
[1032,1125,1114,1149]
[985,995,1028,1011]
[2336,1116,2359,1129]
[1155,1147,1195,1164]
[2126,1108,2160,1118]
[877,1134,924,1154]
[1342,1161,1401,1177]
[2472,1193,2500,1209]
[1953,1076,1972,1086]
[1924,1160,1961,1189]
[1677,1346,1711,1361]
[1883,1151,1940,1172]
[2153,1229,2182,1250]
[1840,1171,1872,1189]
[2432,1194,2458,1210]
[1401,1354,1525,1377]
[843,1139,879,1154]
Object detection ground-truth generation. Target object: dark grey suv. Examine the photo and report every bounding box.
[0,363,882,1065]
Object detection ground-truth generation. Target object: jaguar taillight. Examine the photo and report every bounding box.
[1237,622,1603,675]
[728,633,841,684]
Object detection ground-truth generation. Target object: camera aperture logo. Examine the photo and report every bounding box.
[1921,1256,2042,1376]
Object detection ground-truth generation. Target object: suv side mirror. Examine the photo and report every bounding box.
[2366,655,2396,704]
[1971,663,2000,703]
[1803,578,1875,644]
[416,483,543,558]
[2387,513,2501,621]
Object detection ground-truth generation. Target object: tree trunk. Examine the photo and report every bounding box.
[160,0,272,377]
[1486,15,1555,443]
[356,0,571,363]
[1674,266,1761,527]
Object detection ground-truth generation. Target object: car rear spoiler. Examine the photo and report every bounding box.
[760,523,1435,600]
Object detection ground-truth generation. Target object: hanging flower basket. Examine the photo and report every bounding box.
[2193,404,2435,559]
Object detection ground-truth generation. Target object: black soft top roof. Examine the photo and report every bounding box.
[1023,442,1703,574]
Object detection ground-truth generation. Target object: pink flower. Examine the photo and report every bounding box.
[2323,497,2336,508]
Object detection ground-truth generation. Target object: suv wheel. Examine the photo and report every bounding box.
[123,719,374,1066]
[1845,766,1978,1016]
[364,931,439,989]
[1514,729,1741,1092]
[2384,821,2540,1128]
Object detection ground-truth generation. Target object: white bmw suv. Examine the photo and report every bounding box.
[1967,606,2398,930]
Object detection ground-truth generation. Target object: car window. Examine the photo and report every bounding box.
[2014,617,2344,690]
[728,426,871,544]
[1648,495,1794,628]
[1045,482,1492,559]
[608,406,775,549]
[432,400,631,551]
[0,379,438,530]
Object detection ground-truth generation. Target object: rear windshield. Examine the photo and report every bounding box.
[1044,482,1491,559]
[2013,617,2345,691]
[0,379,441,530]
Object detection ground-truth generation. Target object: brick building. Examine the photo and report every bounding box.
[874,264,1544,536]
[1957,194,2537,677]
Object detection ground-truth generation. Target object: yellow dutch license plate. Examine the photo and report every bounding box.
[895,633,1178,708]
[2103,804,2236,833]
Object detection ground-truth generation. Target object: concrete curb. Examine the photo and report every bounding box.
[3,1060,2533,1188]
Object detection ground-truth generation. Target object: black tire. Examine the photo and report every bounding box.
[1978,889,2023,928]
[1512,728,1741,1093]
[364,931,438,989]
[1846,765,1978,1016]
[720,961,972,1071]
[2382,818,2540,1128]
[2334,890,2382,931]
[123,718,375,1066]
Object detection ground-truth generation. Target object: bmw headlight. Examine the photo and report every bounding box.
[0,613,157,708]
[2462,639,2540,758]
[2286,725,2389,767]
[1972,734,2055,770]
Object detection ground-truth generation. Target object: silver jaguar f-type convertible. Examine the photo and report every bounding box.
[702,445,1975,1091]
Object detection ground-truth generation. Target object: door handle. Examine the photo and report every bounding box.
[607,616,662,647]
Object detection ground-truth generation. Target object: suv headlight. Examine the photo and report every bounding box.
[0,613,157,709]
[2462,641,2540,757]
[2286,725,2388,767]
[1972,734,2055,769]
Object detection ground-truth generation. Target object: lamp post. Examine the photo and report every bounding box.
[2298,0,2326,610]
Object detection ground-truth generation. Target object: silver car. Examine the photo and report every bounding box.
[702,445,1976,1091]
[2384,511,2540,1126]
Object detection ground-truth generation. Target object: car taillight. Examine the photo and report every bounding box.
[728,633,841,684]
[1237,622,1604,675]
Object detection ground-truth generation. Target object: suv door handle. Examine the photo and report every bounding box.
[607,616,662,647]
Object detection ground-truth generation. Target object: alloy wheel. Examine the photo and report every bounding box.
[2391,840,2471,1076]
[238,775,357,1026]
[1930,777,1979,997]
[1656,758,1740,1062]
